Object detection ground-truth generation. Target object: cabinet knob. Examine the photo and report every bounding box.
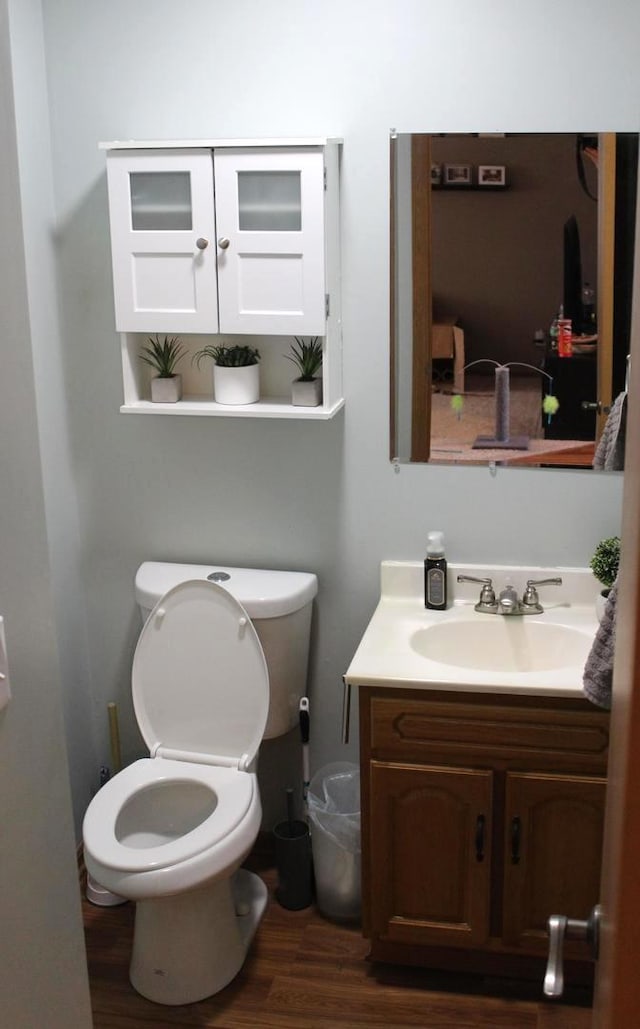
[510,816,521,864]
[217,237,231,250]
[475,814,486,862]
[195,237,209,250]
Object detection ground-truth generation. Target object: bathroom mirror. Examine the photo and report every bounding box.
[390,132,638,466]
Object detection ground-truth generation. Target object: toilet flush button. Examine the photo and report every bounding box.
[208,571,231,583]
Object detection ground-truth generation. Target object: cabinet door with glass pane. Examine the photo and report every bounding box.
[213,147,326,335]
[106,149,218,333]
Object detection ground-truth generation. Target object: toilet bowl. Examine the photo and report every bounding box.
[83,566,316,1005]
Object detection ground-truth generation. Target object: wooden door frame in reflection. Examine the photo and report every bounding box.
[410,134,432,462]
[598,133,616,436]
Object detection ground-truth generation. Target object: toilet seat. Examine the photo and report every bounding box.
[83,757,255,873]
[132,579,269,766]
[84,580,269,882]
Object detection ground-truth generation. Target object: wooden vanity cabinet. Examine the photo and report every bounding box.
[359,686,609,981]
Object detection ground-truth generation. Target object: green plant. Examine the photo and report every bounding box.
[139,335,186,378]
[192,343,260,368]
[285,336,323,381]
[590,536,621,589]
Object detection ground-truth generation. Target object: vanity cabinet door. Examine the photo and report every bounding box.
[369,761,493,949]
[106,149,219,334]
[502,771,606,954]
[213,147,327,335]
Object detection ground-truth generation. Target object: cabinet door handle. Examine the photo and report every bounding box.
[341,677,351,745]
[195,237,209,250]
[511,816,521,864]
[475,814,486,862]
[217,237,231,250]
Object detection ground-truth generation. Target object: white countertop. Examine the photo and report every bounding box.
[345,561,600,699]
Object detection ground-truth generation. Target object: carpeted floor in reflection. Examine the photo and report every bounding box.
[431,374,544,442]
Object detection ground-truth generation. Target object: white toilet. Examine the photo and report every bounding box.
[82,562,317,1005]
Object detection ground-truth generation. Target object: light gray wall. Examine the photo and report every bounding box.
[10,0,97,835]
[36,0,630,829]
[0,1,92,1025]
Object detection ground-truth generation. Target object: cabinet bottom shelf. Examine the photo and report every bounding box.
[120,395,345,419]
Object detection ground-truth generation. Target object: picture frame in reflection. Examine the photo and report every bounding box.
[478,164,506,187]
[443,163,472,186]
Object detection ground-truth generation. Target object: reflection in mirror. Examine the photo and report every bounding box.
[390,132,638,468]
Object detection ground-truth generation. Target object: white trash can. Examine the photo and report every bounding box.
[308,762,361,921]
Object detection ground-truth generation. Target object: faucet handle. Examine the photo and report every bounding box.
[457,575,498,613]
[522,577,562,612]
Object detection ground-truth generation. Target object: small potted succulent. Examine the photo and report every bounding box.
[590,535,620,620]
[193,343,261,405]
[285,336,323,407]
[139,334,186,403]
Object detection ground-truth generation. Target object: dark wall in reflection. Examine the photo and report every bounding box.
[429,134,597,372]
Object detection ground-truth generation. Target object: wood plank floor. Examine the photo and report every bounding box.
[83,850,592,1029]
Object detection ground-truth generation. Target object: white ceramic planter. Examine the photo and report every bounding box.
[213,364,260,405]
[291,378,323,408]
[151,375,182,403]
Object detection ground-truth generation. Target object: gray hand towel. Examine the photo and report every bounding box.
[593,392,627,471]
[583,581,617,709]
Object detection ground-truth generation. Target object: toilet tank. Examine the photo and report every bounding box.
[135,562,317,739]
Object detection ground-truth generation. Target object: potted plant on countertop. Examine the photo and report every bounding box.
[193,343,261,405]
[590,535,621,621]
[285,336,323,407]
[140,334,186,403]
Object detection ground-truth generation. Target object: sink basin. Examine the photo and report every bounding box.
[411,619,593,674]
[345,561,601,697]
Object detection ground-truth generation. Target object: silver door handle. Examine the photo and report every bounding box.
[217,237,230,250]
[581,401,611,414]
[195,237,209,250]
[544,905,601,998]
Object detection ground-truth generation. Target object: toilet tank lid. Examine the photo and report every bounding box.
[135,561,318,619]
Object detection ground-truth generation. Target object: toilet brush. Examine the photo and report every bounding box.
[299,697,310,816]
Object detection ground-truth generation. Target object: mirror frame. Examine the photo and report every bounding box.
[390,132,629,467]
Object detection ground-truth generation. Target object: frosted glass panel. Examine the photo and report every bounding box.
[238,171,301,231]
[130,172,192,230]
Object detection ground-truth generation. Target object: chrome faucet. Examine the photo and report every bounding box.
[457,575,562,615]
[497,583,519,615]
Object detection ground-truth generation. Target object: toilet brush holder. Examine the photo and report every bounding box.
[273,820,313,910]
[273,789,313,910]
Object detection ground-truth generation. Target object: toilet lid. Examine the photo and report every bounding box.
[132,579,269,766]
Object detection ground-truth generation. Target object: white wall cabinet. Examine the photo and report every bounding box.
[101,138,343,418]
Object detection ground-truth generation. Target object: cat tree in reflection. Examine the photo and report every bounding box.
[451,360,557,450]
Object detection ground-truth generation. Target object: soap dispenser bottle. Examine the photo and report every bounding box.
[425,531,447,610]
